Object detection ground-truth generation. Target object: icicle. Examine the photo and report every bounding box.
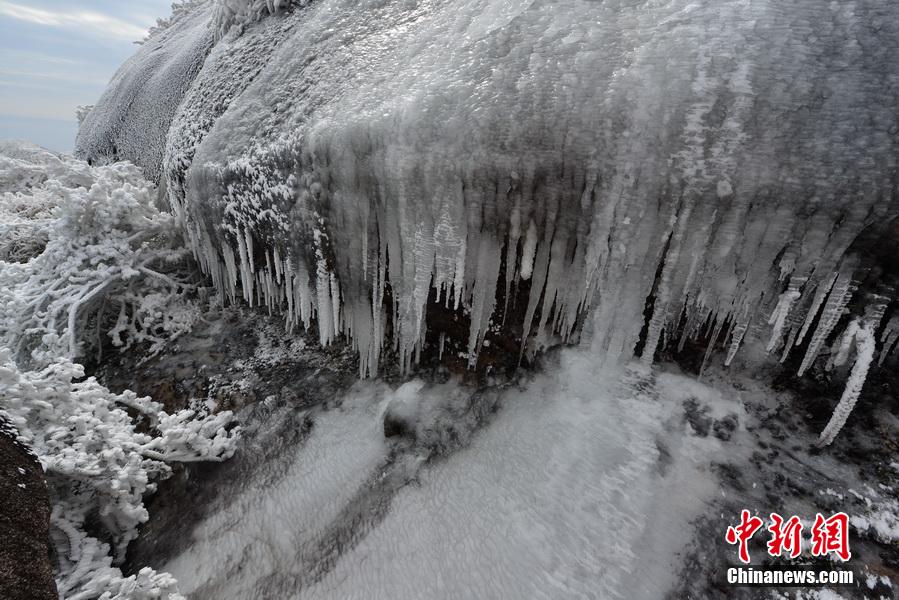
[284,261,295,328]
[700,318,726,376]
[795,272,838,346]
[330,272,340,337]
[467,235,502,367]
[642,196,695,366]
[434,202,464,306]
[503,196,522,324]
[222,243,238,304]
[315,264,332,345]
[412,222,436,345]
[535,233,570,341]
[724,303,750,367]
[273,247,282,283]
[797,269,856,377]
[766,280,803,353]
[264,251,275,314]
[519,220,538,281]
[236,230,254,305]
[817,319,876,446]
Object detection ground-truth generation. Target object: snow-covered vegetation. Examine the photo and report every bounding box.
[0,142,198,364]
[0,141,239,599]
[1,351,236,599]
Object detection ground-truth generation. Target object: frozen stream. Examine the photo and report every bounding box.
[162,349,747,599]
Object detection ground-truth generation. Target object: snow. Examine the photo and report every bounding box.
[773,591,849,600]
[851,498,899,544]
[0,142,198,364]
[160,381,394,597]
[73,2,899,427]
[161,348,747,599]
[0,140,241,599]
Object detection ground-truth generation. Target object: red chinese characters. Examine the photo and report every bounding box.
[726,511,852,563]
[725,509,764,564]
[767,513,803,559]
[810,512,851,561]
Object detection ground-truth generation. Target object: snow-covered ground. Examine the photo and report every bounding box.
[112,317,892,600]
[154,347,743,599]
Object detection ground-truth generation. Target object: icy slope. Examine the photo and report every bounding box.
[159,351,743,599]
[77,0,899,383]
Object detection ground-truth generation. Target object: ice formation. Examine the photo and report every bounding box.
[0,143,198,365]
[0,350,237,600]
[160,352,741,599]
[77,0,898,405]
[0,141,241,599]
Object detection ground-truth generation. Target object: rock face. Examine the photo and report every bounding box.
[0,422,57,600]
[77,0,899,379]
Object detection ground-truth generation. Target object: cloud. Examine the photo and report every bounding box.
[1,49,82,66]
[0,68,108,87]
[0,1,148,41]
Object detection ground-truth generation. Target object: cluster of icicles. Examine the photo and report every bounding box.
[76,0,898,446]
[212,0,303,39]
[170,167,897,447]
[747,271,895,446]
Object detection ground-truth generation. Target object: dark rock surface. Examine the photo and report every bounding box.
[0,420,57,600]
[101,306,359,574]
[667,363,899,599]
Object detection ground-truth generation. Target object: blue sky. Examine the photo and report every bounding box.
[0,0,173,152]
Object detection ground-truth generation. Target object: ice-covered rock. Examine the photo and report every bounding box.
[77,0,899,388]
[75,1,216,181]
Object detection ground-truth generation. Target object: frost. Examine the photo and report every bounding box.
[75,0,216,181]
[817,295,889,445]
[0,350,238,599]
[0,141,240,599]
[79,1,898,416]
[211,0,301,39]
[0,143,198,364]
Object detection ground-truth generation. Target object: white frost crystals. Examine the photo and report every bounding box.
[76,0,899,430]
[817,312,882,447]
[0,144,197,364]
[212,0,300,39]
[0,141,240,599]
[0,351,237,600]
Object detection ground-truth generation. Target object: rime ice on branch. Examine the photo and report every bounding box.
[0,140,240,599]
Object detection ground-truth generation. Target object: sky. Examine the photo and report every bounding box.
[0,0,173,152]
